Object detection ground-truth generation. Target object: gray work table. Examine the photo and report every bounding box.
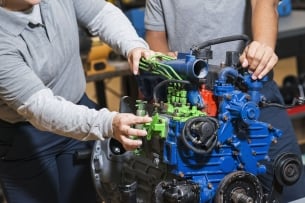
[289,196,305,203]
[276,10,305,75]
[85,61,129,83]
[278,10,305,39]
[85,60,131,107]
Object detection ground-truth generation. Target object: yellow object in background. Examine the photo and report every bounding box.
[84,38,115,77]
[106,0,116,4]
[87,38,113,62]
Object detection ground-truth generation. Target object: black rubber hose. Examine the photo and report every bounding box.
[191,34,250,53]
[181,116,218,155]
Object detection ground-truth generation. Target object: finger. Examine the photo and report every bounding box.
[130,49,155,75]
[120,124,148,137]
[167,51,178,58]
[121,136,143,151]
[250,46,266,71]
[119,114,152,126]
[241,57,249,68]
[126,128,148,137]
[131,116,152,124]
[115,114,152,129]
[246,55,257,72]
[256,66,270,80]
[253,47,277,79]
[257,54,278,79]
[251,51,270,80]
[240,47,249,67]
[131,52,141,75]
[142,50,155,59]
[245,43,259,69]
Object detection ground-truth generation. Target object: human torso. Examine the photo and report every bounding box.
[0,0,85,122]
[145,0,249,65]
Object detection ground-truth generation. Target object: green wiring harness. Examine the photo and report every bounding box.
[139,54,183,80]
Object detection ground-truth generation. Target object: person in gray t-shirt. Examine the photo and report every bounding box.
[143,0,305,202]
[0,0,154,202]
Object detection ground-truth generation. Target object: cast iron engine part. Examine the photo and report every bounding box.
[154,179,200,203]
[91,35,303,203]
[215,171,263,203]
[91,138,133,203]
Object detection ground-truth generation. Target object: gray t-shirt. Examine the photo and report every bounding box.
[145,0,249,65]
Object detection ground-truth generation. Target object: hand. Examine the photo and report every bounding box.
[240,41,278,80]
[112,113,152,151]
[127,47,155,75]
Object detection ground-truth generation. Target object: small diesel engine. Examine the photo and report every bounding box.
[91,35,303,203]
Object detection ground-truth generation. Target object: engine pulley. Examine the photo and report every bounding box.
[273,152,303,186]
[215,171,263,203]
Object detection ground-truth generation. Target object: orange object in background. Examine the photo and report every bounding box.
[199,84,218,117]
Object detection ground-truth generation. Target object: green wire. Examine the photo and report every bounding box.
[139,54,182,80]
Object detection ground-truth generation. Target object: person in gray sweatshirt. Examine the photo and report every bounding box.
[0,0,154,202]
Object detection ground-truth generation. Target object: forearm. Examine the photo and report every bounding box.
[146,30,171,53]
[17,88,117,141]
[87,3,148,57]
[251,0,279,49]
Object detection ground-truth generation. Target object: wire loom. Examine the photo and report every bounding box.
[139,54,182,80]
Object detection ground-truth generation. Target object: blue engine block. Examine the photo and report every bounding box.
[159,66,282,202]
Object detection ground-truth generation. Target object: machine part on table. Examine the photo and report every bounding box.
[91,35,303,203]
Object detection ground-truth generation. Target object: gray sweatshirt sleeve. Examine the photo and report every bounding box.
[17,88,117,141]
[87,3,149,57]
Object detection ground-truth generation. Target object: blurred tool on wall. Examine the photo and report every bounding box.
[278,0,292,16]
